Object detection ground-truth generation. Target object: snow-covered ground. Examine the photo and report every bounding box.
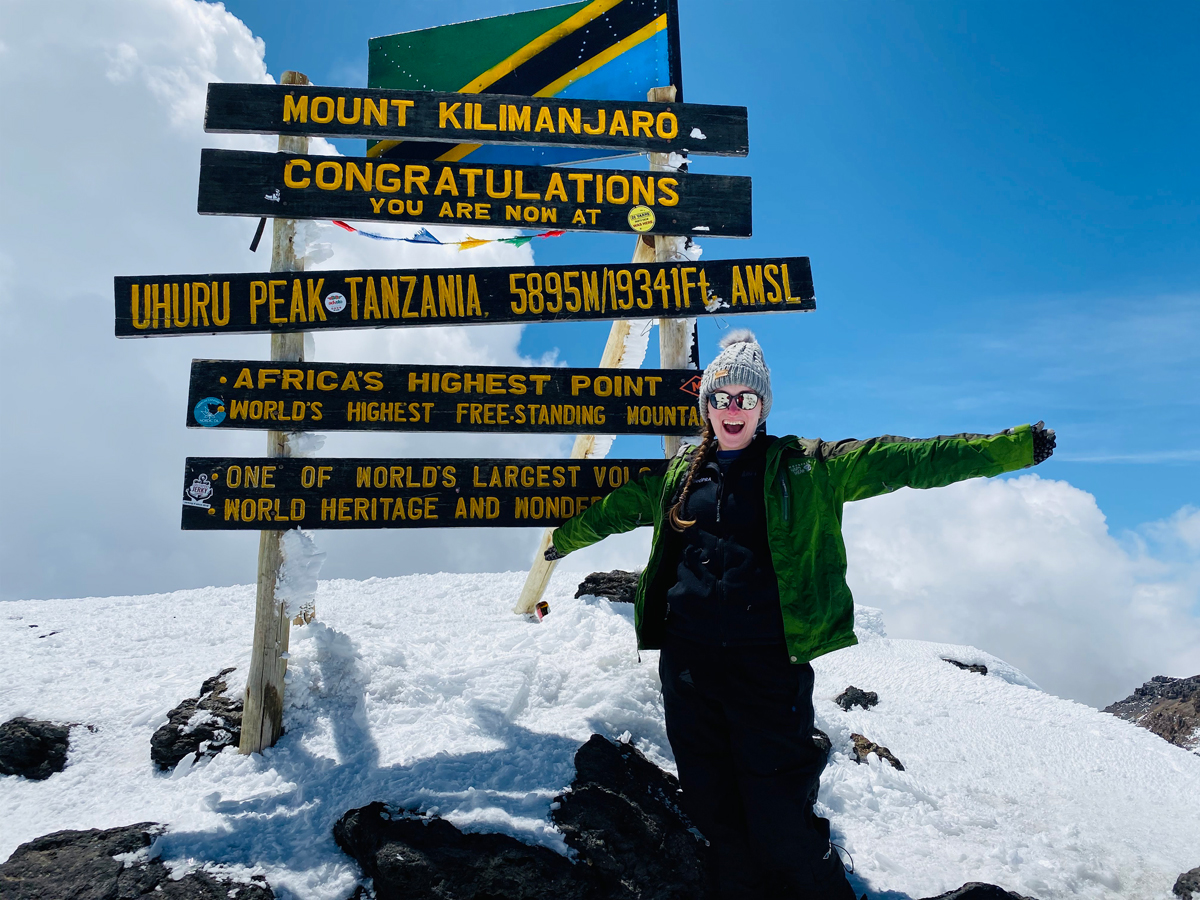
[1,572,1197,900]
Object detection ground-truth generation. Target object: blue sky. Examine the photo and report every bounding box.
[223,0,1200,534]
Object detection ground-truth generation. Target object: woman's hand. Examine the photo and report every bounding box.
[1032,421,1056,464]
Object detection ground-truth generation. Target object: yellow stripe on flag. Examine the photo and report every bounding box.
[458,0,627,94]
[535,13,667,98]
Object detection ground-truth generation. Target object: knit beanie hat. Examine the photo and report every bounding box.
[698,329,772,421]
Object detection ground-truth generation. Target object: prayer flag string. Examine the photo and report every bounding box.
[330,222,566,251]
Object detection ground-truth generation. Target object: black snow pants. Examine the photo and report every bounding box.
[659,637,856,900]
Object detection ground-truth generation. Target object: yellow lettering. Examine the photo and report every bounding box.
[283,94,308,123]
[284,159,310,188]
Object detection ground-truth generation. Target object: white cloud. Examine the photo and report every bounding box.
[843,474,1200,707]
[0,0,556,601]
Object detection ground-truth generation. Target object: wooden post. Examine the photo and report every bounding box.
[240,70,309,755]
[512,85,682,616]
[644,86,695,459]
[512,319,639,614]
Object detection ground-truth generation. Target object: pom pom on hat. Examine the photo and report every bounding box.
[718,328,757,349]
[698,330,772,421]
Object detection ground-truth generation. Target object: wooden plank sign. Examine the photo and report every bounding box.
[180,457,667,530]
[205,84,748,157]
[188,362,706,435]
[196,149,752,237]
[115,257,813,337]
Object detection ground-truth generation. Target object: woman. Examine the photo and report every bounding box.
[544,330,1055,899]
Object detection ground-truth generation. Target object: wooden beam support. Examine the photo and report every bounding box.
[644,86,697,460]
[240,69,309,755]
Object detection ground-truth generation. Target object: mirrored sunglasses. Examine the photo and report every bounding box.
[709,390,760,411]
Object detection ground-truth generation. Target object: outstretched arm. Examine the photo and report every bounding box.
[547,469,666,557]
[820,422,1054,502]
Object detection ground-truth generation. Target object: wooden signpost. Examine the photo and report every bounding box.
[196,148,752,236]
[204,83,748,157]
[114,2,821,756]
[114,257,814,337]
[180,457,666,530]
[186,361,705,435]
[240,69,310,756]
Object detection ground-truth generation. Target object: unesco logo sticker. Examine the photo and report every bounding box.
[627,205,656,233]
[193,397,226,427]
[324,292,347,313]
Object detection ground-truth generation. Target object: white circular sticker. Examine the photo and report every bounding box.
[324,292,347,313]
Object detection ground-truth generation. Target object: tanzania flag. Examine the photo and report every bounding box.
[367,0,682,166]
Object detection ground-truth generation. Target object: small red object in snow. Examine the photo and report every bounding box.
[535,601,550,620]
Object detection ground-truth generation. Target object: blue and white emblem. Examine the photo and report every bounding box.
[193,397,226,427]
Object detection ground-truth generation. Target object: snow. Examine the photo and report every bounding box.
[275,530,326,620]
[689,127,707,140]
[2,574,1198,900]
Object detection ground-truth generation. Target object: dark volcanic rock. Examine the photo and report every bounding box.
[1105,674,1200,750]
[1175,865,1200,899]
[335,735,716,900]
[334,802,597,900]
[834,686,879,711]
[812,727,832,757]
[575,570,639,604]
[850,733,905,771]
[0,822,274,899]
[920,883,1039,899]
[944,658,988,676]
[551,734,716,899]
[151,668,243,770]
[0,717,71,780]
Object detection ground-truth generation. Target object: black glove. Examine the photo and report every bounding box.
[544,544,565,561]
[1031,421,1056,464]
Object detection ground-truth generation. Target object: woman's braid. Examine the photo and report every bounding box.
[668,420,716,532]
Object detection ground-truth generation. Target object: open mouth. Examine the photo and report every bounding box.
[719,420,746,436]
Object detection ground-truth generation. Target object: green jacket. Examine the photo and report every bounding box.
[551,425,1036,664]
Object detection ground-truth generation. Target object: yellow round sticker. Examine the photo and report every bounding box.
[627,205,656,232]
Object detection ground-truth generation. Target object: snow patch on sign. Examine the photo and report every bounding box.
[276,530,326,618]
[299,221,335,266]
[287,432,326,458]
[689,127,707,140]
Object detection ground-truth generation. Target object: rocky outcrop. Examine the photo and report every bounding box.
[575,570,639,604]
[552,734,715,899]
[0,823,274,899]
[334,804,589,900]
[921,884,1038,899]
[0,717,71,780]
[151,668,243,770]
[850,733,905,771]
[944,658,988,676]
[1173,865,1200,899]
[835,686,879,711]
[334,734,714,899]
[1104,675,1200,751]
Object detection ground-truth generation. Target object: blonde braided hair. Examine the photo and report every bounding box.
[668,419,716,532]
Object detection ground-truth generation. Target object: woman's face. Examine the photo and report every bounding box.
[708,382,762,452]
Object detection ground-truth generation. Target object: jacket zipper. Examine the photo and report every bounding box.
[778,471,791,522]
[715,460,722,525]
